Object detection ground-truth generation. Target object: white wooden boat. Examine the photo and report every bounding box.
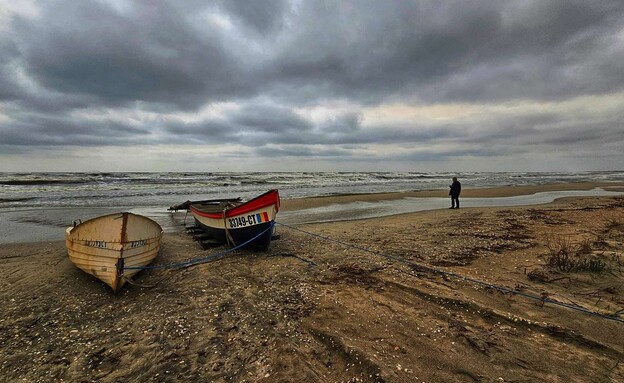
[65,212,163,293]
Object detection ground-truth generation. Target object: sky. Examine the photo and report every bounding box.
[0,0,623,172]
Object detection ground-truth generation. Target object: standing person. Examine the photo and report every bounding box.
[449,177,461,209]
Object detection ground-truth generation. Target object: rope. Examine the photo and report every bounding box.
[223,210,237,246]
[275,221,624,324]
[270,252,317,267]
[123,221,275,271]
[122,274,160,288]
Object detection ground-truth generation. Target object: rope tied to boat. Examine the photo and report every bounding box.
[122,221,275,271]
[121,274,160,288]
[222,209,237,247]
[274,221,624,324]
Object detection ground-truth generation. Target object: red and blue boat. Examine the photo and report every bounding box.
[170,190,280,249]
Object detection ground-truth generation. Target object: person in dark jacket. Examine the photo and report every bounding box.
[449,177,461,209]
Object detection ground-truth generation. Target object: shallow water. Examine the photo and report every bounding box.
[277,188,624,224]
[2,187,622,244]
[2,171,623,209]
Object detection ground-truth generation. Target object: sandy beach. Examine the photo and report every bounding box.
[1,183,623,382]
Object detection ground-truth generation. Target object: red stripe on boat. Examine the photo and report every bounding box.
[190,190,280,219]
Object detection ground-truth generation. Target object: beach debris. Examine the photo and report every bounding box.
[527,269,549,282]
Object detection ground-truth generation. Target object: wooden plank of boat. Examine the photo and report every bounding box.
[183,189,280,250]
[65,212,163,293]
[168,197,242,211]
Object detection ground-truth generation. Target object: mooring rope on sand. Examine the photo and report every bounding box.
[121,218,622,323]
[275,221,624,324]
[123,221,276,271]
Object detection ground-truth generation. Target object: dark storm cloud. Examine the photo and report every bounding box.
[5,0,622,110]
[218,0,290,35]
[163,103,313,145]
[164,103,363,146]
[263,0,624,104]
[230,103,313,133]
[1,0,623,169]
[0,112,151,147]
[12,1,250,109]
[0,37,22,101]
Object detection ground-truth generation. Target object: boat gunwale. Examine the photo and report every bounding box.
[66,212,162,236]
[190,189,280,219]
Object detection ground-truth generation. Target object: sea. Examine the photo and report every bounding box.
[1,171,624,243]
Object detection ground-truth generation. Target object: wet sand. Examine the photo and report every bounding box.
[1,182,623,382]
[280,181,624,210]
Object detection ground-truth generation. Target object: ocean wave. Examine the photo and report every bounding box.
[1,171,622,210]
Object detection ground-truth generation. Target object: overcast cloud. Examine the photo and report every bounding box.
[1,0,623,172]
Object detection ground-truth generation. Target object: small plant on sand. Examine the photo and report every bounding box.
[546,237,576,272]
[577,238,593,255]
[611,253,624,274]
[605,218,623,232]
[546,237,607,273]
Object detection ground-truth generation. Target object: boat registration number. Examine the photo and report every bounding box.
[85,240,107,249]
[130,240,148,248]
[228,212,269,228]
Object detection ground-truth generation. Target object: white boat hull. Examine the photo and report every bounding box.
[65,212,163,292]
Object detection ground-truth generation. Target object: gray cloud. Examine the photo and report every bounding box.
[0,111,152,147]
[13,1,249,109]
[261,0,624,104]
[1,0,623,170]
[218,0,290,36]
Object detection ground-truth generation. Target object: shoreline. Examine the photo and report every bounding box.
[1,181,624,244]
[280,181,624,210]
